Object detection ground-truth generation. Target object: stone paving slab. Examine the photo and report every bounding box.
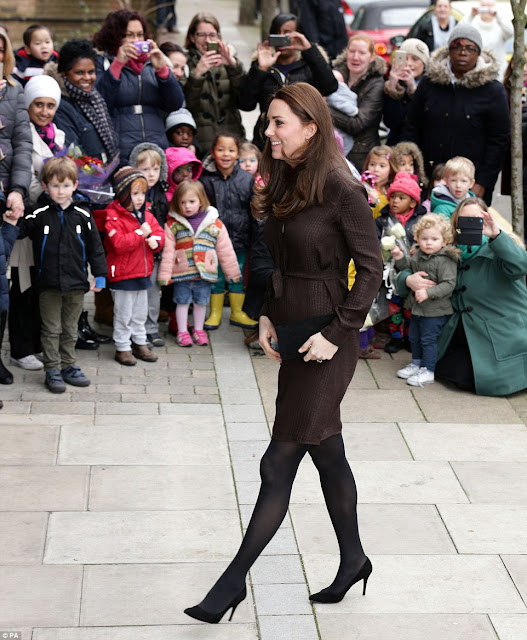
[258,614,319,640]
[400,423,527,461]
[44,511,242,564]
[80,563,255,626]
[451,462,527,504]
[0,512,48,564]
[89,465,237,511]
[0,565,82,627]
[0,424,59,465]
[438,505,527,553]
[252,583,312,615]
[303,555,526,613]
[316,613,499,640]
[501,555,527,602]
[341,423,412,460]
[34,626,259,640]
[291,504,456,555]
[249,554,305,584]
[490,614,527,640]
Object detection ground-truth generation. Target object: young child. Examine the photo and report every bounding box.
[376,171,427,353]
[165,146,203,205]
[200,133,257,330]
[17,157,107,392]
[326,70,358,157]
[392,213,459,386]
[362,146,397,219]
[13,25,59,86]
[422,163,445,212]
[158,181,241,347]
[238,141,264,187]
[392,141,427,191]
[129,143,170,347]
[104,167,165,366]
[166,109,198,157]
[431,156,475,218]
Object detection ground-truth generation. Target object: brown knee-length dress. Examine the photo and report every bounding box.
[261,167,383,445]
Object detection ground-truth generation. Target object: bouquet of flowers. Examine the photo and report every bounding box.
[54,144,119,204]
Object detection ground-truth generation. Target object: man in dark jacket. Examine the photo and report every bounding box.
[297,0,348,61]
[402,24,510,205]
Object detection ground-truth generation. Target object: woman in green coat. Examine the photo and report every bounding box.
[399,198,527,396]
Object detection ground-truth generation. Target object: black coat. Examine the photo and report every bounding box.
[401,48,510,190]
[297,0,348,60]
[376,203,427,246]
[0,222,19,312]
[18,196,107,292]
[237,46,337,148]
[242,218,273,319]
[199,160,254,253]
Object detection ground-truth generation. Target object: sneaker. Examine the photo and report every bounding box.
[61,365,91,387]
[45,369,66,393]
[397,363,420,379]
[407,367,435,387]
[147,333,165,347]
[10,354,44,370]
[191,329,209,346]
[176,331,193,347]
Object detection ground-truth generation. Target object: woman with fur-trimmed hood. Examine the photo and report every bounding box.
[329,34,386,170]
[401,24,509,206]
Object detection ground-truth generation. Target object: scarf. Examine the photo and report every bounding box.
[126,52,148,76]
[458,235,489,262]
[34,122,62,155]
[395,208,415,228]
[63,78,119,160]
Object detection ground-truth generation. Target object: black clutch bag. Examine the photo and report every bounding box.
[275,314,336,361]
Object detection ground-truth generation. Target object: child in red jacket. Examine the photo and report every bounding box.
[104,167,165,366]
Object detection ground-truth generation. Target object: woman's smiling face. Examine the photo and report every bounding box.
[265,98,316,163]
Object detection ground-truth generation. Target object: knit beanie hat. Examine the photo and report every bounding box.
[387,171,421,202]
[399,38,430,67]
[24,75,61,110]
[113,166,147,209]
[447,24,483,53]
[165,108,197,133]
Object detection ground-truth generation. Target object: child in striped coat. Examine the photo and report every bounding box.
[158,181,241,347]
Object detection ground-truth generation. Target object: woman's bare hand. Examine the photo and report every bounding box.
[298,332,338,363]
[406,271,436,291]
[259,315,281,363]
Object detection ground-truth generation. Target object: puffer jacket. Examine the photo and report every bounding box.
[237,45,338,149]
[0,80,32,199]
[158,206,241,284]
[95,54,184,163]
[199,156,254,253]
[103,200,165,283]
[376,202,427,246]
[17,195,107,292]
[46,62,111,162]
[401,48,510,190]
[0,222,20,312]
[183,46,245,153]
[29,121,66,205]
[129,142,170,228]
[330,55,386,170]
[165,146,203,203]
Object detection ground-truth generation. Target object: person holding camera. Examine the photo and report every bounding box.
[398,198,527,396]
[237,12,337,150]
[183,12,246,154]
[92,9,184,163]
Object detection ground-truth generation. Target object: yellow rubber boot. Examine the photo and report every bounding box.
[204,293,225,330]
[229,292,259,328]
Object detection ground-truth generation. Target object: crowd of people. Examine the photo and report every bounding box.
[0,2,526,405]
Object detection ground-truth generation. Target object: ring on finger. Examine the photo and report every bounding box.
[316,359,323,363]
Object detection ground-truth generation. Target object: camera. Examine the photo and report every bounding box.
[133,41,151,54]
[206,41,219,53]
[268,34,291,48]
[456,216,483,247]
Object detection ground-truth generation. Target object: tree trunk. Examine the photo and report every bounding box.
[510,0,527,238]
[261,0,277,41]
[239,0,257,25]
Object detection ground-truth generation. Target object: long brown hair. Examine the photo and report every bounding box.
[252,83,348,219]
[184,13,221,49]
[0,28,17,87]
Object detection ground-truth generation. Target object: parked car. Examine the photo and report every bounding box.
[348,0,429,61]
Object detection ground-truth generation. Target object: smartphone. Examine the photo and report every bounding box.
[268,34,291,48]
[456,216,483,246]
[207,41,219,53]
[392,50,407,72]
[478,7,491,13]
[133,41,151,54]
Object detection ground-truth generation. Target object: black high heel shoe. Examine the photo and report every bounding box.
[78,310,111,344]
[309,557,372,604]
[184,585,247,624]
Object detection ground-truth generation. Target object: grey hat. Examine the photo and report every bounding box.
[400,38,430,66]
[447,24,483,52]
[165,108,197,133]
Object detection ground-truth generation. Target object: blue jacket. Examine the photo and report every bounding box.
[95,55,184,163]
[0,222,20,312]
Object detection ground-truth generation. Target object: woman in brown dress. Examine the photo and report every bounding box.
[184,82,383,624]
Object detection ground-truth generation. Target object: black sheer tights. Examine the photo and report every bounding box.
[198,434,365,613]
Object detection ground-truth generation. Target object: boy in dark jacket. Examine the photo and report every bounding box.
[18,157,107,393]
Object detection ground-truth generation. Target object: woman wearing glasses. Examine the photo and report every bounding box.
[92,9,184,163]
[402,24,509,205]
[183,12,246,153]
